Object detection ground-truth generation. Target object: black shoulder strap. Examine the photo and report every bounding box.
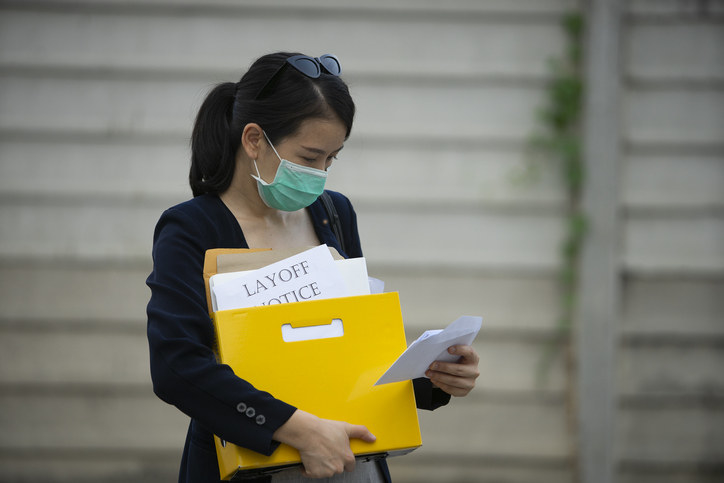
[319,191,347,255]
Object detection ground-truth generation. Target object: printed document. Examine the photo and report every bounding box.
[211,245,350,311]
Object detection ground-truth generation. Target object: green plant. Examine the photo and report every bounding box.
[525,10,587,479]
[529,10,586,384]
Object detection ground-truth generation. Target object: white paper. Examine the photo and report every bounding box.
[375,316,482,385]
[210,256,370,312]
[335,258,371,297]
[211,245,349,311]
[368,277,385,295]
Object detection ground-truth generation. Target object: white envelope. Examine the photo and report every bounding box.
[375,316,482,385]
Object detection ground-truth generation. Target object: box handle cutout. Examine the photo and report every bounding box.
[281,319,344,342]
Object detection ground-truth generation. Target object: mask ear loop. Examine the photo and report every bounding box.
[251,130,282,184]
[262,130,284,162]
[250,159,271,187]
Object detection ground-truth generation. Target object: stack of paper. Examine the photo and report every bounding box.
[209,245,371,312]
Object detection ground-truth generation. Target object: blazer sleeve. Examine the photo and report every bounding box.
[146,206,296,456]
[413,378,451,410]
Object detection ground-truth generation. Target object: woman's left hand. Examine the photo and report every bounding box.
[425,345,480,397]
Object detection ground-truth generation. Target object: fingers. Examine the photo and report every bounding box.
[426,344,480,397]
[430,345,480,377]
[297,421,375,478]
[343,452,357,473]
[448,344,480,364]
[426,367,477,396]
[346,424,377,443]
[428,360,479,379]
[309,446,355,475]
[300,445,355,478]
[302,456,353,479]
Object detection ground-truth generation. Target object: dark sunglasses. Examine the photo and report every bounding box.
[254,54,342,99]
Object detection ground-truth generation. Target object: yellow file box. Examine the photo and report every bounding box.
[211,292,421,480]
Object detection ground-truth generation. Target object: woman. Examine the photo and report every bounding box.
[146,52,480,482]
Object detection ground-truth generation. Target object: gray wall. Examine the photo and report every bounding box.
[612,1,724,482]
[0,0,721,482]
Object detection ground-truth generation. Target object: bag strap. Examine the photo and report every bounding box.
[319,191,347,255]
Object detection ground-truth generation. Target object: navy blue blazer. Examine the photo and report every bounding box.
[146,191,450,482]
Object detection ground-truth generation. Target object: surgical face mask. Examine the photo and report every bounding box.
[251,131,328,212]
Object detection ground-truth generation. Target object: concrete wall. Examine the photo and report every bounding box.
[614,2,724,482]
[0,0,721,481]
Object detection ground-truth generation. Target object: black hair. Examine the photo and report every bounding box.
[189,52,355,197]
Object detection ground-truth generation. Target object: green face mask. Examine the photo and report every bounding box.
[251,132,328,212]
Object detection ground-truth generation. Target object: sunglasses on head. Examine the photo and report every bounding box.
[254,54,342,99]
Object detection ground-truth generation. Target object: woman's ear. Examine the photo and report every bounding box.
[241,123,264,160]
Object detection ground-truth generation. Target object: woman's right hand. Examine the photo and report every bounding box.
[272,409,376,478]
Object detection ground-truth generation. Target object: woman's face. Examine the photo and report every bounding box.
[256,117,347,182]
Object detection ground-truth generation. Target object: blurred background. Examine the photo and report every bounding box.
[0,0,722,482]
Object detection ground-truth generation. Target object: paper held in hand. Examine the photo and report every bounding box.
[375,316,482,385]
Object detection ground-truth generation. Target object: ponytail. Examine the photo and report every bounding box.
[189,82,240,197]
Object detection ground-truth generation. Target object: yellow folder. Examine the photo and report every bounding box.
[211,292,421,480]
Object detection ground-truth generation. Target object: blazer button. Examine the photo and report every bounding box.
[236,402,247,413]
[256,415,266,425]
[245,407,256,418]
